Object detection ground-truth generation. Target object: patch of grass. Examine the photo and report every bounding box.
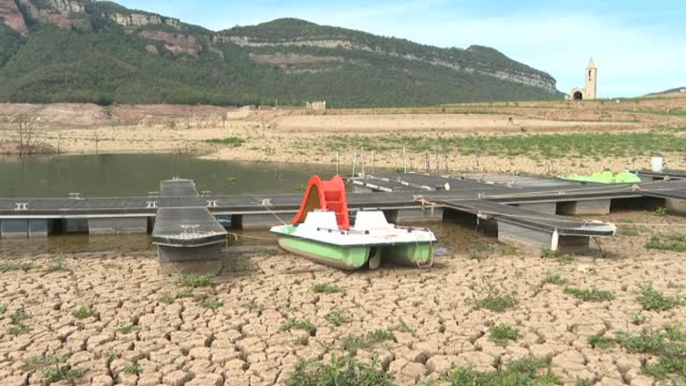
[0,261,39,272]
[613,325,686,380]
[341,329,396,354]
[440,356,562,385]
[468,249,485,261]
[397,320,413,334]
[246,299,262,311]
[286,355,391,386]
[72,306,98,320]
[636,283,683,312]
[103,263,122,270]
[174,273,215,288]
[21,355,83,384]
[118,325,139,335]
[204,137,245,147]
[10,308,29,324]
[488,324,520,345]
[563,287,615,302]
[632,313,647,325]
[313,283,344,294]
[280,318,317,336]
[0,304,6,315]
[474,286,519,313]
[588,334,616,349]
[618,225,640,237]
[21,355,60,371]
[45,258,68,273]
[645,234,686,252]
[158,292,174,304]
[177,289,194,298]
[541,249,574,265]
[575,378,596,386]
[668,281,685,289]
[324,310,346,327]
[123,362,141,375]
[199,298,223,310]
[541,271,567,286]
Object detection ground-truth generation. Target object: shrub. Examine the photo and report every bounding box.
[123,363,141,375]
[0,262,39,272]
[588,334,616,349]
[72,306,98,320]
[199,298,223,310]
[324,311,346,326]
[280,318,317,336]
[204,137,245,147]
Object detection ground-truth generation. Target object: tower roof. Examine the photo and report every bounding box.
[587,57,597,69]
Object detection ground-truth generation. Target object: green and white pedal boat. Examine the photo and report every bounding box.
[271,210,437,270]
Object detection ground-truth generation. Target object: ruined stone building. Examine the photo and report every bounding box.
[567,58,597,100]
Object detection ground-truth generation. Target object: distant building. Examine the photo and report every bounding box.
[566,58,598,100]
[306,101,327,110]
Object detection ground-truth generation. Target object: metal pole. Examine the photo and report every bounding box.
[403,147,407,173]
[425,153,430,173]
[361,147,365,176]
[336,151,340,175]
[435,153,439,174]
[352,150,356,176]
[372,150,375,173]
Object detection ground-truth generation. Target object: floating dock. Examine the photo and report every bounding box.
[2,172,686,253]
[151,179,228,274]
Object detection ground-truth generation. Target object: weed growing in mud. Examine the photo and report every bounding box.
[8,308,31,335]
[204,137,246,147]
[474,284,519,313]
[654,207,668,217]
[118,326,139,335]
[0,261,39,272]
[199,298,223,310]
[21,355,83,385]
[158,292,174,304]
[488,324,520,345]
[280,318,317,335]
[313,283,344,294]
[72,306,98,320]
[575,378,596,386]
[668,281,685,289]
[468,249,486,261]
[45,258,68,273]
[245,299,262,311]
[563,287,615,302]
[608,325,686,380]
[636,283,683,312]
[397,320,413,333]
[177,289,194,298]
[632,313,647,325]
[541,249,574,265]
[645,234,686,252]
[541,271,567,286]
[341,329,396,354]
[588,334,616,349]
[324,310,346,326]
[440,356,562,385]
[286,355,391,386]
[174,273,215,288]
[103,263,122,270]
[618,225,640,237]
[123,363,141,375]
[0,304,6,315]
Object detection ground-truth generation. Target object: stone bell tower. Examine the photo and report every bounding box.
[585,57,597,100]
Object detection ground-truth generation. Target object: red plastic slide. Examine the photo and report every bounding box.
[292,175,350,229]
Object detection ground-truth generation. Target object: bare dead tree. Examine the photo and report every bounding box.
[15,115,40,157]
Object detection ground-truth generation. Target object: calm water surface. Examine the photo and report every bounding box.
[0,153,340,197]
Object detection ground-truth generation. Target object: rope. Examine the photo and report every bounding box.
[253,196,289,226]
[227,232,278,242]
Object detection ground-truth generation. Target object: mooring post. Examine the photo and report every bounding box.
[403,147,407,173]
[352,150,357,176]
[336,151,340,174]
[425,153,430,173]
[372,150,376,173]
[436,153,439,174]
[361,147,365,176]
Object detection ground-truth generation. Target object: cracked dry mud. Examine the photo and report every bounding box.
[1,212,685,386]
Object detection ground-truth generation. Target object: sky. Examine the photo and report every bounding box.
[114,0,686,97]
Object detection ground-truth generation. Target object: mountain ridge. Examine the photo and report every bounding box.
[0,0,564,107]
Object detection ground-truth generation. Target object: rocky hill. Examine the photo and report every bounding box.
[647,87,686,97]
[0,0,564,107]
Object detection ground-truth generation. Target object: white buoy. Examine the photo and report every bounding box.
[652,156,664,173]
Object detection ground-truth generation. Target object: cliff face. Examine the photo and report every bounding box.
[0,0,28,35]
[0,2,564,107]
